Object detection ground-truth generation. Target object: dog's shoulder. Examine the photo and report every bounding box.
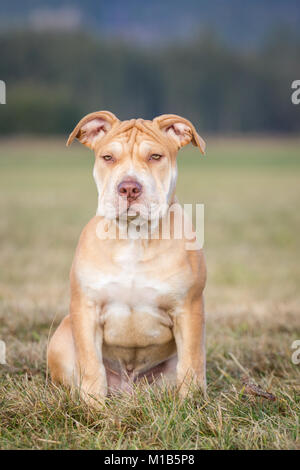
[71,216,106,267]
[185,248,207,292]
[76,216,102,247]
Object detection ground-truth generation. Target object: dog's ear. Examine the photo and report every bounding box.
[153,114,205,154]
[66,111,119,149]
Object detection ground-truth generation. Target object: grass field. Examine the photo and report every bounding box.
[0,135,299,450]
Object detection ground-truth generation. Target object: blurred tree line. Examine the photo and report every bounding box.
[0,29,299,134]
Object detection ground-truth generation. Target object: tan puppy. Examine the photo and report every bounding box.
[47,111,207,406]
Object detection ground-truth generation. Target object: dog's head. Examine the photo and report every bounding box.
[67,111,205,221]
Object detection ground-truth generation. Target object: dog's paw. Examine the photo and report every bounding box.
[79,378,107,408]
[81,391,106,409]
[177,369,207,400]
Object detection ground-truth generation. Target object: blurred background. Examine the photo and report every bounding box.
[0,0,300,134]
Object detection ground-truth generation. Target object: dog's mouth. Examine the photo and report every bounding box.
[101,194,167,222]
[116,203,161,224]
[117,207,140,223]
[127,208,140,219]
[115,197,141,217]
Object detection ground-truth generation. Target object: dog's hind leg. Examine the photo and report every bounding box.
[47,315,77,388]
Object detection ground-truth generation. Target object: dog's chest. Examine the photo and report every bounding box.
[77,241,191,347]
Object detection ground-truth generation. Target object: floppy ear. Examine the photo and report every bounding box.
[66,111,119,150]
[153,114,205,155]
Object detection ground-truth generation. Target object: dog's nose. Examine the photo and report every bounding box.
[117,180,142,201]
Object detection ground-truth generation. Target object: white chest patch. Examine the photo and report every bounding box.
[78,242,160,303]
[76,241,189,320]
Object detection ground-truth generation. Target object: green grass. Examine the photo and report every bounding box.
[0,136,300,449]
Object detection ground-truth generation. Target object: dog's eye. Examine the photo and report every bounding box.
[102,155,113,162]
[149,154,162,161]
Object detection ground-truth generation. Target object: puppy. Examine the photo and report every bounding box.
[47,111,206,406]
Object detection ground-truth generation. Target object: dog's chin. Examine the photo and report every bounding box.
[126,201,169,221]
[117,208,140,223]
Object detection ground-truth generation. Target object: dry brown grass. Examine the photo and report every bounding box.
[0,136,299,449]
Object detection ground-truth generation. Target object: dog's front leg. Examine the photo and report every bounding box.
[70,283,107,407]
[173,293,206,398]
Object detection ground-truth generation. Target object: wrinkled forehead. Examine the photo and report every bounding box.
[94,119,177,155]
